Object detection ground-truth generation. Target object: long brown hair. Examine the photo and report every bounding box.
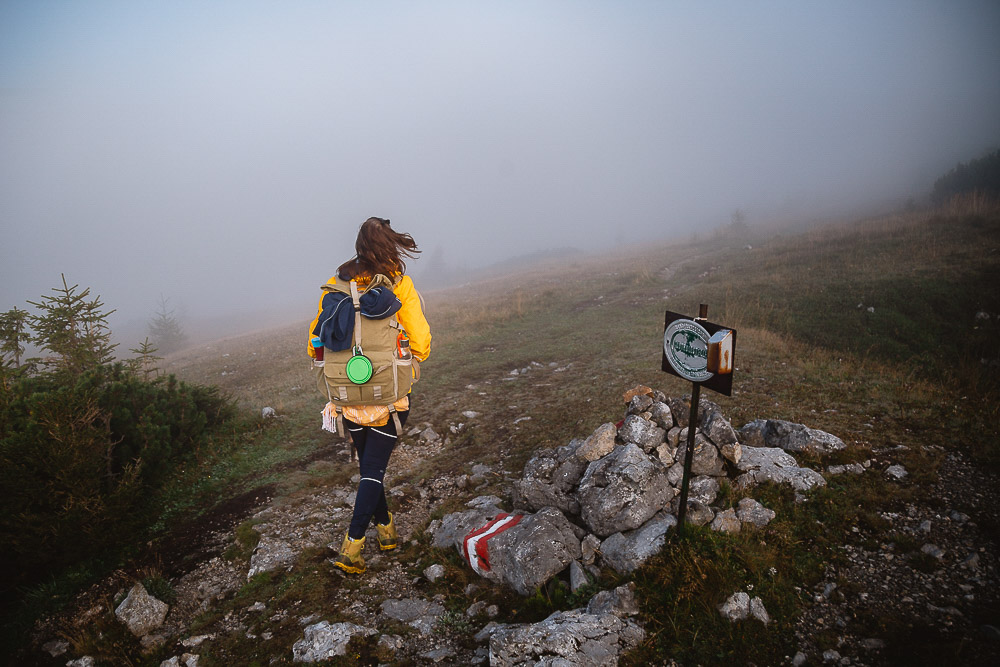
[337,217,420,280]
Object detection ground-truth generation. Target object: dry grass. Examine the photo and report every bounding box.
[940,190,1000,217]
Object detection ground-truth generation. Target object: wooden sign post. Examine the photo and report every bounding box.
[662,304,737,537]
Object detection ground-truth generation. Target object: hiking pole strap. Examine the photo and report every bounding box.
[389,404,403,433]
[334,405,345,439]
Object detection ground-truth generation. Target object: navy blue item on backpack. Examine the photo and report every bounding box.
[313,285,401,352]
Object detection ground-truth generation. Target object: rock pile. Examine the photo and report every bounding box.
[432,388,839,587]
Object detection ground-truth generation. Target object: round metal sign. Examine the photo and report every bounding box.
[663,319,713,382]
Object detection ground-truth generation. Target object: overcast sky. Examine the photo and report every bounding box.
[2,0,999,337]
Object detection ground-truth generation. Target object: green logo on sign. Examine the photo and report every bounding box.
[664,319,712,382]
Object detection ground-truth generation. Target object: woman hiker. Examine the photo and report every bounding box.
[307,217,431,574]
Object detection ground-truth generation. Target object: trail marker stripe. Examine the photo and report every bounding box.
[462,513,523,575]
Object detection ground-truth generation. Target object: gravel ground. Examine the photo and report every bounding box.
[790,449,1000,666]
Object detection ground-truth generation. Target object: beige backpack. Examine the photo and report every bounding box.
[314,274,417,434]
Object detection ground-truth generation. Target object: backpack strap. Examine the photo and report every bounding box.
[349,280,363,351]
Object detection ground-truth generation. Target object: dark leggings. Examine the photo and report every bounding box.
[344,408,409,540]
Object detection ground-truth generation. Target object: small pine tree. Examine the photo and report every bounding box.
[730,209,748,233]
[26,274,117,375]
[0,306,30,369]
[127,337,162,380]
[148,295,188,354]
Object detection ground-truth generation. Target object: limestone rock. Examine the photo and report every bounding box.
[576,423,617,462]
[699,404,742,464]
[423,564,446,582]
[655,440,677,466]
[41,640,69,657]
[115,583,169,638]
[719,442,743,466]
[599,512,677,573]
[581,534,600,565]
[291,621,376,662]
[626,393,654,415]
[736,497,776,528]
[421,647,455,663]
[513,443,588,515]
[428,496,505,551]
[489,607,645,666]
[718,591,770,624]
[569,560,589,592]
[667,396,691,428]
[750,596,771,624]
[688,475,720,505]
[718,591,751,620]
[921,543,944,559]
[380,598,446,635]
[734,446,826,492]
[247,536,296,579]
[710,508,741,534]
[677,432,725,476]
[576,444,675,537]
[886,464,908,480]
[738,421,766,447]
[513,459,579,515]
[622,385,654,403]
[682,500,715,527]
[827,463,865,475]
[586,583,640,618]
[738,419,845,454]
[648,401,674,430]
[618,415,666,453]
[666,461,684,487]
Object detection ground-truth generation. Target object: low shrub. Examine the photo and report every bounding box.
[0,363,233,593]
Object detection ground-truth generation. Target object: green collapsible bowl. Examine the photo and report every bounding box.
[345,354,373,384]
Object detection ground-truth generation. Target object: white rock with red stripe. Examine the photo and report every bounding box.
[461,506,582,596]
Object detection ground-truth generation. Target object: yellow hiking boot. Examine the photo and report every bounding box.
[375,512,398,551]
[333,534,366,574]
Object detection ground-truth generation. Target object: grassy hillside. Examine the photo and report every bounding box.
[13,207,999,664]
[165,207,995,662]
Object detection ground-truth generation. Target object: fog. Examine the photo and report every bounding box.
[2,1,999,344]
